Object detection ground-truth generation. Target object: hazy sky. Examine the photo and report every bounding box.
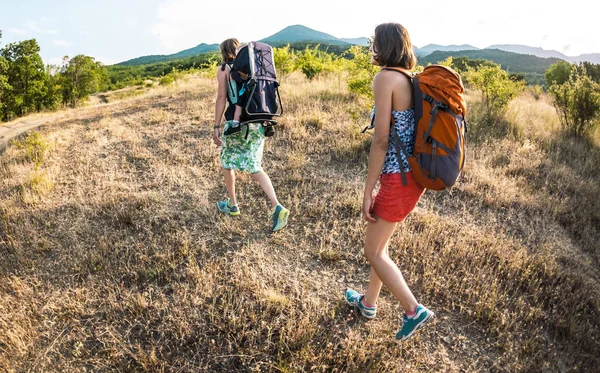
[1,0,597,66]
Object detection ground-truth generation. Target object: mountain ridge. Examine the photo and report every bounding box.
[115,24,600,66]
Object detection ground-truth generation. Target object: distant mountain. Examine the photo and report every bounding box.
[485,44,600,64]
[260,24,350,46]
[421,49,564,73]
[576,53,600,64]
[486,44,569,60]
[118,43,219,66]
[115,24,600,67]
[416,44,479,57]
[420,48,566,85]
[340,37,369,46]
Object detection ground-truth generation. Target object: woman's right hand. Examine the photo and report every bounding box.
[212,127,222,146]
[362,191,377,223]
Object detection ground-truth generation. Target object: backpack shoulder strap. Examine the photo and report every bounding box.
[381,67,423,125]
[221,62,235,102]
[221,60,234,71]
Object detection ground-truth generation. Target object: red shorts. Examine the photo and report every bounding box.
[371,172,425,223]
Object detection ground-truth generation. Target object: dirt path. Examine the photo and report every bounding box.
[0,114,67,153]
[0,86,157,154]
[0,97,120,154]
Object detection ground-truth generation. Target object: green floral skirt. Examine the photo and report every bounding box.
[220,121,265,173]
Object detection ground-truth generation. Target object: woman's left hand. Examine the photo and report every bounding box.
[213,127,222,146]
[362,191,377,223]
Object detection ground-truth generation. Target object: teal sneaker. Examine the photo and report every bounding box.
[270,205,289,232]
[344,288,377,319]
[217,199,240,216]
[395,304,434,341]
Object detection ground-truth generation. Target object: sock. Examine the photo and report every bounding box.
[406,306,418,318]
[231,120,240,127]
[361,298,375,308]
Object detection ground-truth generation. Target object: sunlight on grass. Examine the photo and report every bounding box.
[0,71,598,372]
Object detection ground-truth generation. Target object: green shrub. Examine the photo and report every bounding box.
[274,44,296,79]
[345,46,378,100]
[159,75,174,86]
[549,66,600,137]
[546,61,573,87]
[12,131,49,166]
[465,64,525,118]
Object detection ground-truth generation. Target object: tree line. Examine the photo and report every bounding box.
[0,31,108,122]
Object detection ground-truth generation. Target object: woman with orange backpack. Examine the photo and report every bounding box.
[344,23,435,341]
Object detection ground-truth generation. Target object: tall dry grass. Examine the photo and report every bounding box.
[0,72,598,372]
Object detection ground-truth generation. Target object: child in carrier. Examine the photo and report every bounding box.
[229,42,249,131]
[225,41,279,137]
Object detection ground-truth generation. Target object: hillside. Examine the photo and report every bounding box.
[114,23,600,67]
[419,48,565,85]
[261,24,350,46]
[1,72,598,372]
[486,44,569,60]
[117,43,219,66]
[487,44,600,64]
[117,24,353,66]
[340,37,369,46]
[421,48,564,74]
[416,43,479,56]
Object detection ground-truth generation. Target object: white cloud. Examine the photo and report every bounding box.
[152,0,292,52]
[151,0,600,56]
[53,40,73,47]
[6,28,27,36]
[124,17,140,28]
[26,21,58,35]
[92,56,120,66]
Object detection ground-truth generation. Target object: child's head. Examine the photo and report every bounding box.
[372,23,416,69]
[220,38,239,62]
[235,42,249,55]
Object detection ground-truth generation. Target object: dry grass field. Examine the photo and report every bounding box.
[0,71,599,372]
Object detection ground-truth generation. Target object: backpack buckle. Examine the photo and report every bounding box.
[436,102,449,111]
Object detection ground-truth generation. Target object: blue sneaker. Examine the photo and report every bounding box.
[344,288,377,319]
[217,199,240,216]
[270,205,289,232]
[395,304,434,341]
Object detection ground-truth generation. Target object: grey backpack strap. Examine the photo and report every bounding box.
[391,129,410,186]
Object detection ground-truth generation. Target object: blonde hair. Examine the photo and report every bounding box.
[220,38,239,62]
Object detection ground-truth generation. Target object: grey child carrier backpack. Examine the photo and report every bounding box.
[223,41,283,138]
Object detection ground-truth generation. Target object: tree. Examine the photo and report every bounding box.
[0,39,47,120]
[60,54,108,107]
[273,44,296,79]
[40,64,63,110]
[345,45,379,99]
[0,32,10,116]
[581,61,600,83]
[465,64,525,118]
[549,65,600,137]
[295,45,325,81]
[545,61,573,87]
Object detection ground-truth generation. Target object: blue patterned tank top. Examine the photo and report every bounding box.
[373,107,416,174]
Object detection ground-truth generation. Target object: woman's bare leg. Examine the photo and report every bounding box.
[363,219,418,313]
[251,171,279,209]
[222,168,237,205]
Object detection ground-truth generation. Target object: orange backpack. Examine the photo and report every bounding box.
[383,65,467,191]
